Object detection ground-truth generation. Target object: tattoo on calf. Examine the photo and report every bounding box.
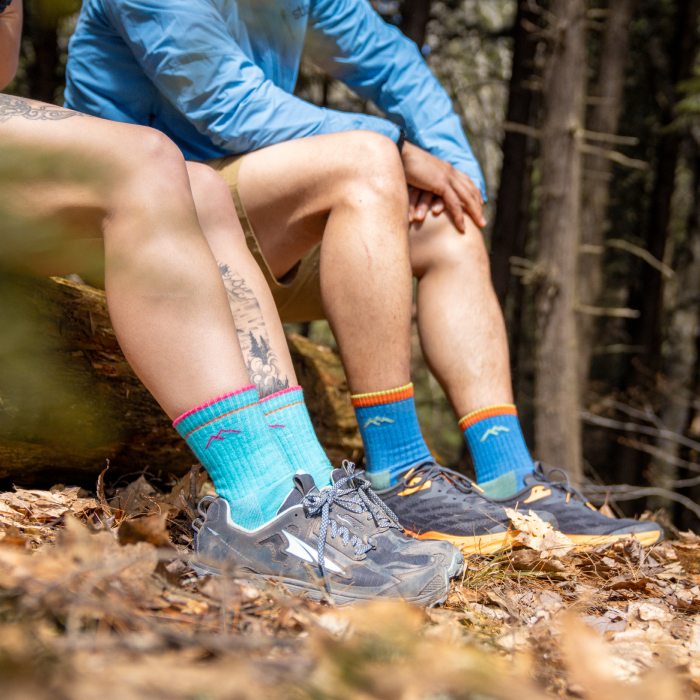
[219,263,290,398]
[0,94,83,122]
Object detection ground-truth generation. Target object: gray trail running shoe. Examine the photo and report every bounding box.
[374,462,530,555]
[328,464,464,580]
[490,463,664,548]
[192,468,451,607]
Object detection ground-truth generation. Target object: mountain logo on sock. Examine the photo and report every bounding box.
[363,416,396,429]
[282,530,345,575]
[479,425,510,442]
[205,428,242,449]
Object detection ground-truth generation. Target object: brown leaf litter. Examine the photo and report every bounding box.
[0,471,698,700]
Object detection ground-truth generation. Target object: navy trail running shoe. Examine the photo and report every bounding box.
[374,462,526,555]
[489,463,664,547]
[192,467,452,606]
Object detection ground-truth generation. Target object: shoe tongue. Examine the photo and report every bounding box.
[523,472,540,487]
[331,468,348,484]
[277,473,318,513]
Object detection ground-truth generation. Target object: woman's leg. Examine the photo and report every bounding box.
[1,96,248,417]
[1,96,294,527]
[186,162,332,485]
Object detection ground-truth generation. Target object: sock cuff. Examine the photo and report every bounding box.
[259,385,305,417]
[173,385,257,433]
[458,404,517,431]
[351,382,414,408]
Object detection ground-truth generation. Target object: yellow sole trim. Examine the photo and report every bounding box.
[405,529,520,556]
[565,530,662,548]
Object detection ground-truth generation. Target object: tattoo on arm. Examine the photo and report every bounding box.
[219,263,290,398]
[0,94,84,122]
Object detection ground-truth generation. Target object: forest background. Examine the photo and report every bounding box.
[5,0,700,531]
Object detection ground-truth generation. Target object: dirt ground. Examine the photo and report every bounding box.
[0,469,698,700]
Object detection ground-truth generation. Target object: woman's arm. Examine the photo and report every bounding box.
[0,0,23,90]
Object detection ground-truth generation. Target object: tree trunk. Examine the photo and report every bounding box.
[534,0,586,481]
[0,277,362,488]
[631,0,700,373]
[650,133,700,509]
[578,0,638,391]
[490,0,540,305]
[400,0,432,47]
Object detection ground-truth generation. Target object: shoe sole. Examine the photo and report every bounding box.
[565,530,663,548]
[405,528,520,556]
[191,563,450,608]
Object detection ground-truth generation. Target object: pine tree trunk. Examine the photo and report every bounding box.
[490,0,540,305]
[578,0,638,390]
[650,134,700,509]
[534,0,586,482]
[400,0,432,47]
[0,277,361,487]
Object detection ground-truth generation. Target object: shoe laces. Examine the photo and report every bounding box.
[398,460,480,495]
[533,462,595,508]
[301,461,400,592]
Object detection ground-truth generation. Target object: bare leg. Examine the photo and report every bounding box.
[185,162,297,397]
[0,95,249,418]
[234,131,413,393]
[409,214,514,417]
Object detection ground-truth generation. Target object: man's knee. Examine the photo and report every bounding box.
[410,214,491,277]
[333,131,407,207]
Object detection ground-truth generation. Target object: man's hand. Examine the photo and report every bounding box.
[401,141,485,232]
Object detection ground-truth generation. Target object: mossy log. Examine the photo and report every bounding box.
[0,277,361,487]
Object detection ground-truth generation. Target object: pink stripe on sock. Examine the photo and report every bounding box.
[258,385,302,404]
[172,385,256,427]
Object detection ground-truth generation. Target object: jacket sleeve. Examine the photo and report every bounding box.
[102,0,401,154]
[307,0,486,196]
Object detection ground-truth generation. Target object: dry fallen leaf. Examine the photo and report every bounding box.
[505,507,575,558]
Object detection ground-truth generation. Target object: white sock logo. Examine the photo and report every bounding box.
[480,425,510,442]
[282,530,345,575]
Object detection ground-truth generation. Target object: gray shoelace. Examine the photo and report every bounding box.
[395,460,479,495]
[534,462,590,504]
[301,461,399,592]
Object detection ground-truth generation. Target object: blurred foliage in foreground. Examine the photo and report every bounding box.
[0,471,697,699]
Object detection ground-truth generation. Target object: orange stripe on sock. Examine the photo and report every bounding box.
[263,400,304,417]
[458,404,517,431]
[183,402,256,440]
[351,383,414,408]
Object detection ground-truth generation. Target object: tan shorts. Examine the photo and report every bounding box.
[207,155,325,323]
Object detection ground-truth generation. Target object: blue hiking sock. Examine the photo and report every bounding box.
[459,404,534,492]
[259,386,333,488]
[351,383,432,489]
[174,386,294,530]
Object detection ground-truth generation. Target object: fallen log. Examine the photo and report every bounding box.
[0,276,362,487]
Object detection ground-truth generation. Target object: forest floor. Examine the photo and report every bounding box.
[0,470,698,700]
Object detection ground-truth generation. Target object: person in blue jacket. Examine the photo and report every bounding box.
[64,0,664,550]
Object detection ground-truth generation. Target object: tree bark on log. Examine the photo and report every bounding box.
[0,277,362,487]
[534,0,586,481]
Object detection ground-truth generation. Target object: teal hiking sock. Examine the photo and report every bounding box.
[173,386,294,530]
[259,386,333,488]
[458,404,534,493]
[351,383,432,489]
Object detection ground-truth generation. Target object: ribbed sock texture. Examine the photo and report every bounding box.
[352,383,432,489]
[459,404,534,491]
[259,386,332,488]
[174,386,294,530]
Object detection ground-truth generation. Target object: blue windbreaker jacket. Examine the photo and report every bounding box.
[64,0,486,196]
